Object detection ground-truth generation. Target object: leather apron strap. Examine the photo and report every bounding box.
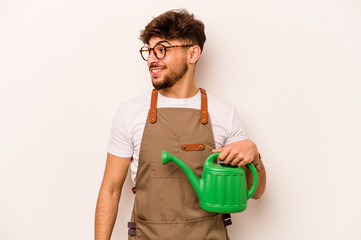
[149,89,158,124]
[149,88,208,124]
[199,88,208,124]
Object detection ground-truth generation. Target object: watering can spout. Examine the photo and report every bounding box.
[162,151,202,197]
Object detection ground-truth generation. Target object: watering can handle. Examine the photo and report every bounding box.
[206,152,258,199]
[245,163,258,199]
[204,152,219,167]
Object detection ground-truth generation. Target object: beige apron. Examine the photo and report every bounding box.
[128,89,231,240]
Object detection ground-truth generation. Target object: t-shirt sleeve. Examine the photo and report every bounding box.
[224,107,248,145]
[107,108,133,158]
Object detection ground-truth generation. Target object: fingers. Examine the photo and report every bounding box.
[225,151,254,167]
[224,151,240,165]
[235,154,253,167]
[212,148,223,153]
[237,151,259,167]
[217,147,231,161]
[215,146,246,165]
[213,141,259,167]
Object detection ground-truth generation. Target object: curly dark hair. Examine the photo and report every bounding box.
[140,9,206,51]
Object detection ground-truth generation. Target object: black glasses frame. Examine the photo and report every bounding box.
[139,44,194,61]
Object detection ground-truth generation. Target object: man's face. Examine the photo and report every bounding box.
[147,37,189,90]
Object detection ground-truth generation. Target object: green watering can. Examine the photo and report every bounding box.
[162,151,258,213]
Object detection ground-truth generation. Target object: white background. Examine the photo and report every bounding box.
[1,0,360,239]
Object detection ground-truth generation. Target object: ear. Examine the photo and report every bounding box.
[188,45,202,64]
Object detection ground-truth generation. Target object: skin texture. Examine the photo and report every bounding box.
[95,154,131,240]
[147,40,189,90]
[94,37,266,240]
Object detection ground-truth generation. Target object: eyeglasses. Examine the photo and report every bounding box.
[139,43,194,61]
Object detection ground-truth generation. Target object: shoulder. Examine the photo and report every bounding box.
[112,91,151,129]
[205,90,248,144]
[206,91,236,117]
[115,91,151,116]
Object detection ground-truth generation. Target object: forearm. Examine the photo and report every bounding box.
[245,157,266,199]
[95,189,121,240]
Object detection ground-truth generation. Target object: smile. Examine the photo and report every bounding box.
[151,69,164,73]
[149,67,166,77]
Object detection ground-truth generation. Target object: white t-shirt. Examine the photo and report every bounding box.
[107,90,248,183]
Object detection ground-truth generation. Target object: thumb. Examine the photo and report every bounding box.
[212,147,224,153]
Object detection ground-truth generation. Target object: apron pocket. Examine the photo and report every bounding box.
[135,214,227,240]
[149,135,180,178]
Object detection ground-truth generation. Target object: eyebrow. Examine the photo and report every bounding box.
[148,40,171,47]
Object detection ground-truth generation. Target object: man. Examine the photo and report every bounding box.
[95,9,266,240]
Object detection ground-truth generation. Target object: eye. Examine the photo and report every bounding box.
[153,45,167,58]
[154,45,165,51]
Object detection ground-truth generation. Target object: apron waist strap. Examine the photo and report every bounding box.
[222,213,232,227]
[128,222,136,236]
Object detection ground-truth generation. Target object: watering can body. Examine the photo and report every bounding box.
[162,151,258,213]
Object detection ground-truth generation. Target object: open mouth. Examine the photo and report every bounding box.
[151,68,164,73]
[149,66,166,77]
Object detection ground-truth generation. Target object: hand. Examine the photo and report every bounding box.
[212,139,259,167]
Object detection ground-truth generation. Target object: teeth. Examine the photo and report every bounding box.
[151,69,164,73]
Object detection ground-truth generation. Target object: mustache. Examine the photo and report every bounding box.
[149,64,167,70]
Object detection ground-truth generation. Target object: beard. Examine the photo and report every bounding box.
[151,60,189,90]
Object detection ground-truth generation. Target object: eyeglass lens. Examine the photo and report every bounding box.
[141,44,166,60]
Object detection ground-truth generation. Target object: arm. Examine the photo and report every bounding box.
[244,152,266,199]
[212,139,266,199]
[95,153,131,240]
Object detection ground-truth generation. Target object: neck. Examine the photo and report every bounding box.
[159,69,198,98]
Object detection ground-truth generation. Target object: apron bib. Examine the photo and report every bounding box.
[128,89,230,240]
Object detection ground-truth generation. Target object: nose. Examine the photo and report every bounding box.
[147,50,159,64]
